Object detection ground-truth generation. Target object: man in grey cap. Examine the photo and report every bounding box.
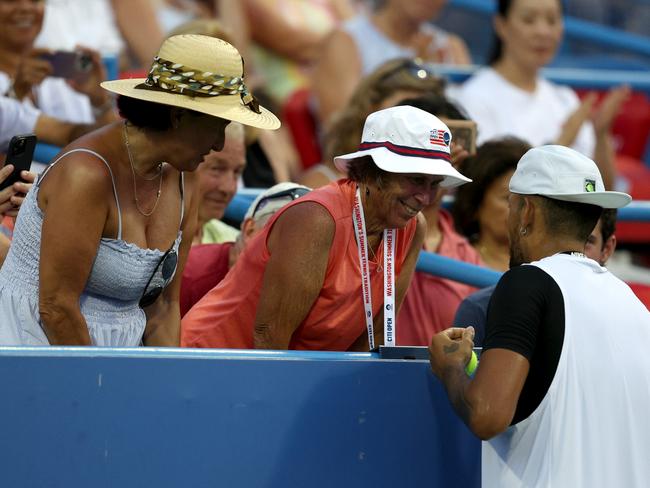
[428,145,650,487]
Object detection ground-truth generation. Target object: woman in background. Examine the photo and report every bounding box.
[300,57,444,188]
[451,0,627,190]
[452,138,531,272]
[312,0,470,126]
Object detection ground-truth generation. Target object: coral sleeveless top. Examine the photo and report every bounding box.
[181,179,417,350]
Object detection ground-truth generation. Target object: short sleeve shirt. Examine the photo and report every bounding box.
[483,265,565,424]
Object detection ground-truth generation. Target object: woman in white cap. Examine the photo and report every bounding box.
[181,105,471,351]
[0,34,280,347]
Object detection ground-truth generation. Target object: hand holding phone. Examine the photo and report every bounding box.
[0,134,36,193]
[445,119,477,155]
[38,50,93,82]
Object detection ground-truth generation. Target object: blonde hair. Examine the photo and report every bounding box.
[324,58,445,160]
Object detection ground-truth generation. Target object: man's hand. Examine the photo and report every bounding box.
[429,326,475,380]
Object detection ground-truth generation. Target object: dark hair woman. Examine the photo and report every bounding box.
[452,137,531,271]
[452,0,627,191]
[0,35,279,347]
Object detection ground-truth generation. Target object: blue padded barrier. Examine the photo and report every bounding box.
[33,142,61,164]
[431,63,650,93]
[225,191,650,225]
[0,347,481,488]
[417,250,502,288]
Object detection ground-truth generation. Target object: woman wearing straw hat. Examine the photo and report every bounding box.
[182,105,471,351]
[0,34,279,347]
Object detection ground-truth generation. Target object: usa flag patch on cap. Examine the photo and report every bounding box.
[430,128,451,147]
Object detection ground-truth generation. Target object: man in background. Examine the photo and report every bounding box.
[181,182,310,317]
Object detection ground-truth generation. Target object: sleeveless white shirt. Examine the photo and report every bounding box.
[482,253,650,487]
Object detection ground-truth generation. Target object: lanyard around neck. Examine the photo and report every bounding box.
[352,187,396,349]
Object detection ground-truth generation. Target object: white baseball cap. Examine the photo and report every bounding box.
[333,106,471,188]
[509,145,631,209]
[244,182,312,222]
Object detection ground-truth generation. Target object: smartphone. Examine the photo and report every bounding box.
[0,134,37,192]
[39,50,93,81]
[445,119,477,155]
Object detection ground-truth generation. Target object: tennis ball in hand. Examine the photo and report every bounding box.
[465,350,478,377]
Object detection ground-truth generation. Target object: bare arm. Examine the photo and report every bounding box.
[446,34,472,65]
[591,85,630,190]
[0,232,9,267]
[217,0,252,60]
[311,29,362,127]
[38,156,113,345]
[429,327,529,440]
[111,0,164,69]
[143,173,199,346]
[253,202,335,349]
[33,114,96,147]
[242,0,341,63]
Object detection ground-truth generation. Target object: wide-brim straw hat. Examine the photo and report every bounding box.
[101,35,280,130]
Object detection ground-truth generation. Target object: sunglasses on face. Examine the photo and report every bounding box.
[250,187,311,219]
[139,246,179,308]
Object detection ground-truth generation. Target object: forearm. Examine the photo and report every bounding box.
[40,300,92,345]
[143,300,181,346]
[112,0,164,68]
[440,365,475,430]
[0,232,10,267]
[593,131,616,190]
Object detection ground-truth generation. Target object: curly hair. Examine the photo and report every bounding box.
[324,57,445,160]
[452,137,531,242]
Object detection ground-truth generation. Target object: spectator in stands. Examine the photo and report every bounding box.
[300,57,445,189]
[0,0,117,125]
[429,145,650,486]
[0,95,96,151]
[35,0,164,72]
[452,138,532,272]
[394,94,482,345]
[242,0,357,106]
[193,122,246,245]
[312,0,471,127]
[181,182,311,317]
[0,35,279,347]
[181,106,470,350]
[0,163,35,266]
[454,208,618,346]
[449,0,628,190]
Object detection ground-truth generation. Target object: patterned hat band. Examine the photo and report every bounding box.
[134,56,260,114]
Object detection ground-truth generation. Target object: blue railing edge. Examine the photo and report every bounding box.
[0,345,377,361]
[448,0,650,58]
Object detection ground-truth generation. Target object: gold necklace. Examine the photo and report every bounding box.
[123,123,164,217]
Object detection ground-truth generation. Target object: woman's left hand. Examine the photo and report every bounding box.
[66,46,109,110]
